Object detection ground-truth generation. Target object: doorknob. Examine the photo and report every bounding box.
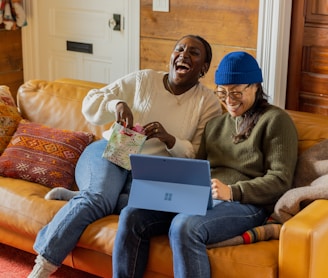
[109,14,122,31]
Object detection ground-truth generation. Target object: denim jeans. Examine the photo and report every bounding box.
[34,139,132,266]
[113,201,267,278]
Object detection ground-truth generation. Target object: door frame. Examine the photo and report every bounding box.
[285,0,304,111]
[21,0,140,82]
[257,0,292,108]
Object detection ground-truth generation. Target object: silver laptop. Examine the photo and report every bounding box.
[128,154,213,215]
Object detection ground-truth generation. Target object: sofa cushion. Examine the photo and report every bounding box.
[0,86,22,155]
[0,177,64,237]
[17,79,111,139]
[287,110,328,154]
[0,120,94,189]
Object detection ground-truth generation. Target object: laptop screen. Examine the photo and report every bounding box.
[128,154,213,215]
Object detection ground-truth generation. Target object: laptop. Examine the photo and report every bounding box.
[128,154,213,215]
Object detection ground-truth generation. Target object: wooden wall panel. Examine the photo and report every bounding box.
[306,0,328,24]
[140,0,259,88]
[0,30,24,101]
[1,2,259,100]
[287,0,328,115]
[140,37,256,90]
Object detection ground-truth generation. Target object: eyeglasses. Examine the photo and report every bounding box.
[214,84,250,101]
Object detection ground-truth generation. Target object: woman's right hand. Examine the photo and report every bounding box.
[211,179,232,201]
[115,102,134,128]
[143,122,176,149]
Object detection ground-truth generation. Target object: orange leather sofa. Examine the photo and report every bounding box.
[0,78,328,278]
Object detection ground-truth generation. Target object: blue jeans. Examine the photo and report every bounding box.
[113,201,267,278]
[34,139,132,266]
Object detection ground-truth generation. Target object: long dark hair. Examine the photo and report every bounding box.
[232,84,269,144]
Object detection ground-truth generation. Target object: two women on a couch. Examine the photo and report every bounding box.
[28,35,298,278]
[113,51,298,277]
[28,34,221,277]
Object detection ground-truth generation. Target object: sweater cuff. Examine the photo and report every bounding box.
[106,99,125,113]
[230,185,241,202]
[227,185,234,201]
[166,137,195,158]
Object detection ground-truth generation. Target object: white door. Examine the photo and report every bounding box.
[22,0,139,84]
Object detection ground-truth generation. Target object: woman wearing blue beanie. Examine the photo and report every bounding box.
[113,51,299,277]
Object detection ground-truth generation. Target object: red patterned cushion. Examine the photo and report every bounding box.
[0,120,94,189]
[0,85,16,106]
[0,86,22,154]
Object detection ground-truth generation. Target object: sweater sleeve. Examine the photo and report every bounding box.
[81,71,138,125]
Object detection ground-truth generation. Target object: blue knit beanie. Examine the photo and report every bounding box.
[215,51,263,85]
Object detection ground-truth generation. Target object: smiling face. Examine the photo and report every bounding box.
[168,36,209,92]
[217,83,258,117]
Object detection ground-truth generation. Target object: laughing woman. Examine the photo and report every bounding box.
[112,51,298,278]
[28,35,221,278]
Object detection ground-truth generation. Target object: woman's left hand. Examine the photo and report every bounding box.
[143,122,176,149]
[211,178,231,201]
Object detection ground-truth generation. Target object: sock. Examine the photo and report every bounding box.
[28,255,58,278]
[45,187,79,201]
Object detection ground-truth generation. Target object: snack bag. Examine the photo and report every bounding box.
[102,122,146,170]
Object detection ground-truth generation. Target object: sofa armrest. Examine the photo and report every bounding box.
[279,199,328,278]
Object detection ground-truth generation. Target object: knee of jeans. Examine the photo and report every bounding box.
[120,207,136,218]
[79,140,106,161]
[119,207,138,224]
[87,139,107,151]
[77,191,113,215]
[75,140,107,181]
[169,214,196,241]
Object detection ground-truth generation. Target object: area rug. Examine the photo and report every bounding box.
[0,243,100,278]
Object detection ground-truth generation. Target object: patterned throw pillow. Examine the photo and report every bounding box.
[0,86,22,154]
[0,119,95,189]
[0,85,16,106]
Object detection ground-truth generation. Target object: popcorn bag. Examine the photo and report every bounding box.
[102,122,147,170]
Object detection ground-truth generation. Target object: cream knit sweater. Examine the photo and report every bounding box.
[82,69,221,158]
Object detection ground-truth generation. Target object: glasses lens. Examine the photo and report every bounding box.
[216,91,241,100]
[216,91,226,100]
[216,85,249,100]
[230,92,243,99]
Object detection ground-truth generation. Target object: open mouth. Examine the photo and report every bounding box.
[175,61,191,73]
[227,103,241,113]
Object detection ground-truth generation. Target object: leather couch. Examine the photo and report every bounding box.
[0,78,328,278]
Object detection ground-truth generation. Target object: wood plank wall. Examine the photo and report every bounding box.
[0,1,259,101]
[0,30,24,101]
[140,0,259,90]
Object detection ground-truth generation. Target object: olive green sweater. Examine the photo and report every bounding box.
[197,105,298,213]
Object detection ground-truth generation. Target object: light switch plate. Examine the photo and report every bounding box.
[153,0,169,12]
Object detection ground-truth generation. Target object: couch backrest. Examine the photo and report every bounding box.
[17,79,328,154]
[17,79,111,139]
[287,110,328,154]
